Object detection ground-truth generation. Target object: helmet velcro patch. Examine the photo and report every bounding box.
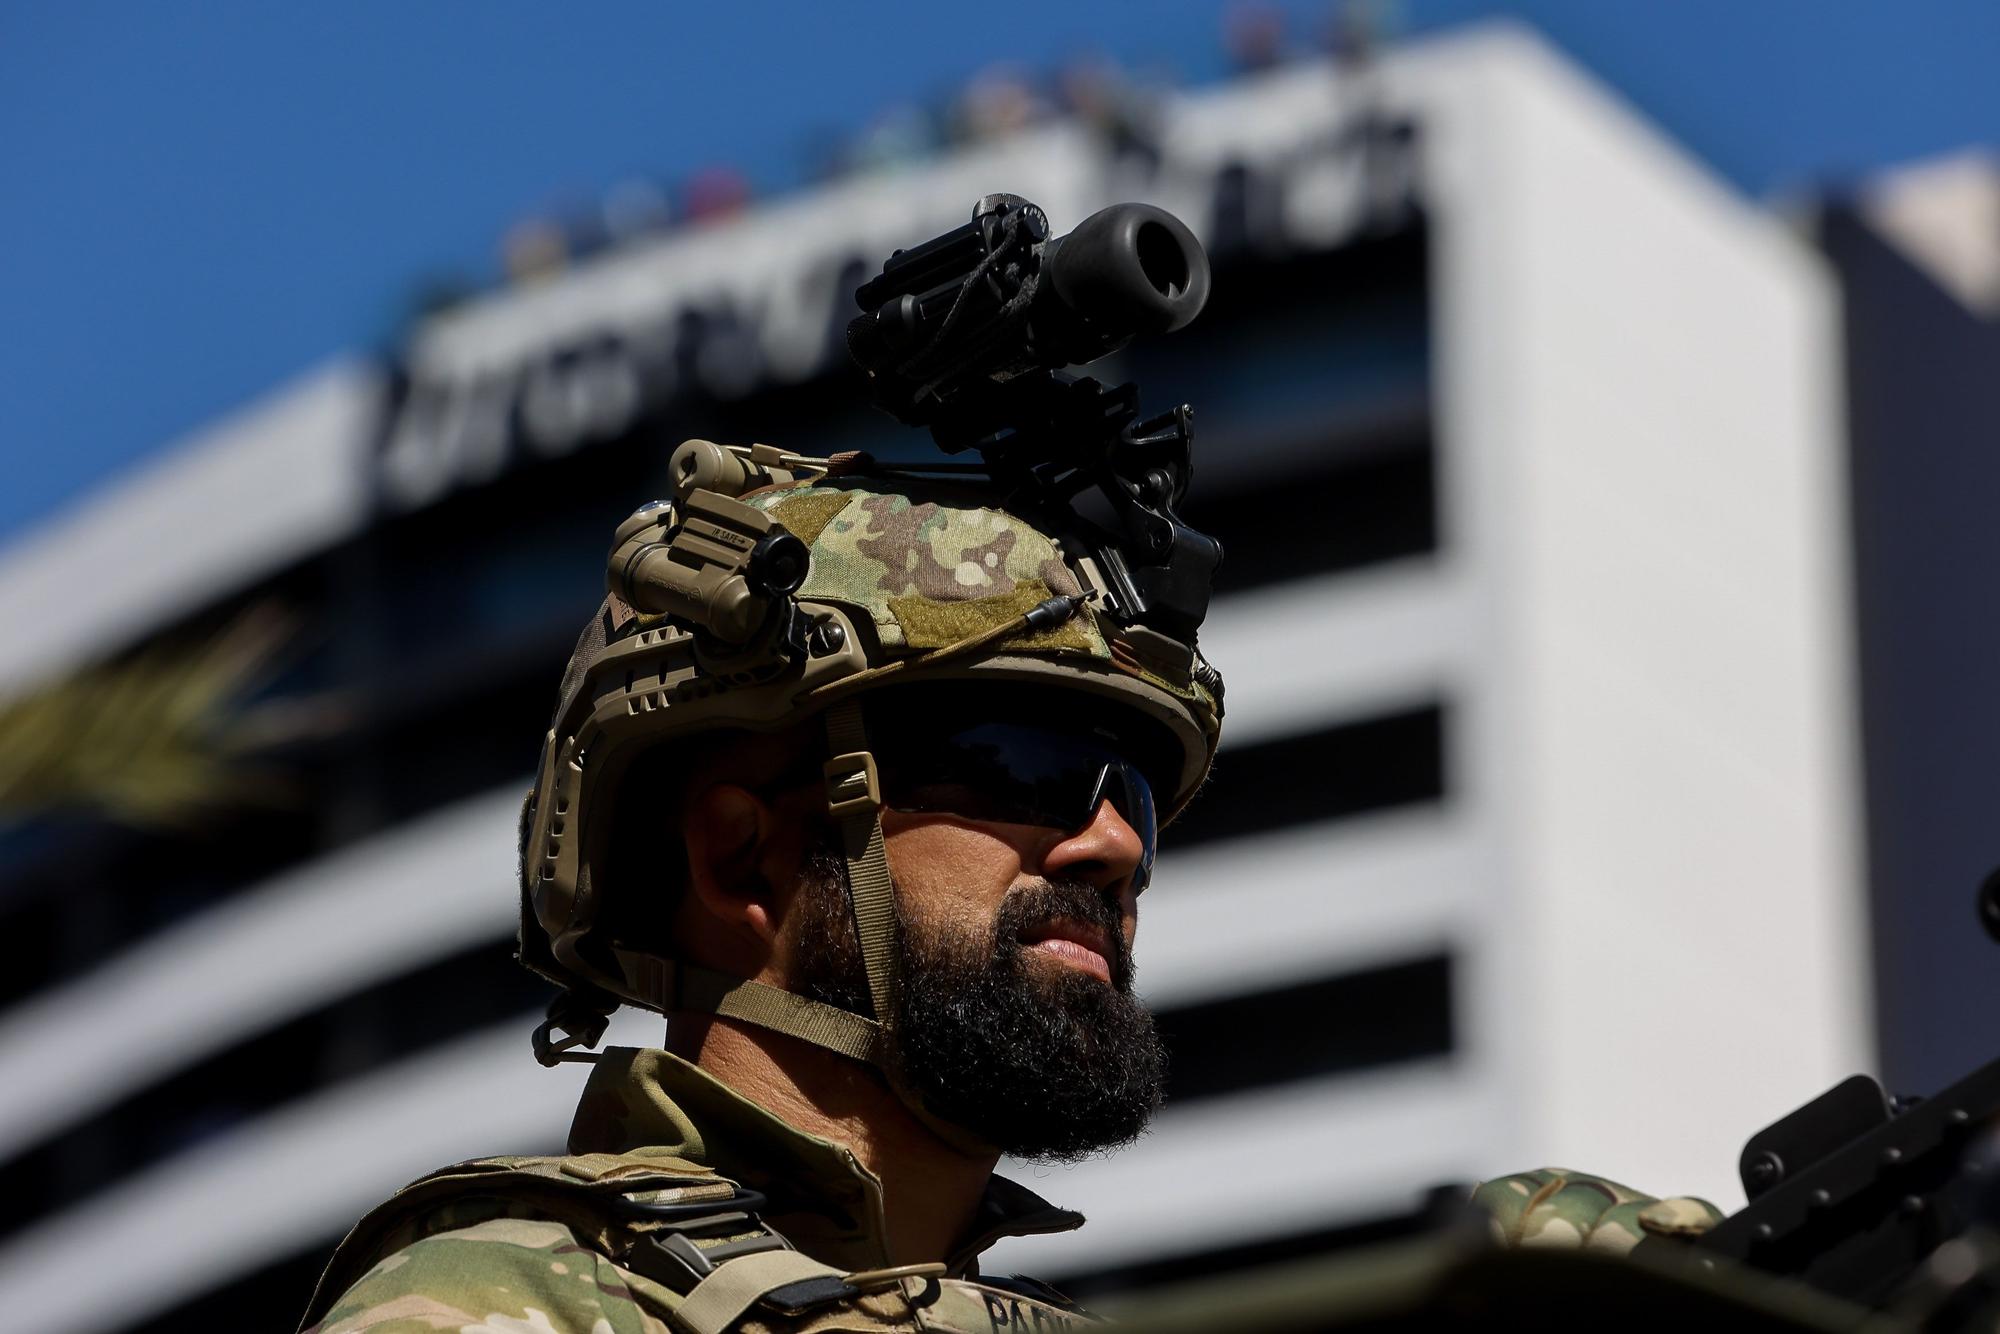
[889,579,1105,655]
[746,484,1093,653]
[764,488,855,548]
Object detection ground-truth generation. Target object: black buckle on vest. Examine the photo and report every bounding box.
[761,1275,864,1316]
[761,1263,948,1317]
[617,1187,792,1291]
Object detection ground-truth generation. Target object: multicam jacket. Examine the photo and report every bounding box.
[301,1048,1094,1333]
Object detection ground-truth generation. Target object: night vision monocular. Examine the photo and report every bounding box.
[846,192,1211,447]
[610,193,1225,669]
[846,193,1222,646]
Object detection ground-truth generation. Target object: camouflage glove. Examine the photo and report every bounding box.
[1473,1168,1725,1255]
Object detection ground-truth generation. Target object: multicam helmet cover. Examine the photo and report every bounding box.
[518,440,1221,1098]
[519,441,1221,1092]
[523,191,1222,1142]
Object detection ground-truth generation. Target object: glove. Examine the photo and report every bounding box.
[1473,1168,1724,1255]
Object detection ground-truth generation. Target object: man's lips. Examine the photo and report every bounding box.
[1019,917,1114,984]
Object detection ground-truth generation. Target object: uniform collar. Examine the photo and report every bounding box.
[568,1046,1083,1274]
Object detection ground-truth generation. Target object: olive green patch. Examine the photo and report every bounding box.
[889,579,1101,654]
[766,489,855,549]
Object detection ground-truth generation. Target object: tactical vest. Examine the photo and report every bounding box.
[299,1150,1098,1333]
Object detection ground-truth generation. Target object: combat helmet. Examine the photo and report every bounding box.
[518,195,1226,1133]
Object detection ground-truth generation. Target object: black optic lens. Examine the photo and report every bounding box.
[876,720,1158,880]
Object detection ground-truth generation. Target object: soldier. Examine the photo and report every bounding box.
[301,192,1723,1331]
[297,451,1722,1333]
[299,449,1223,1332]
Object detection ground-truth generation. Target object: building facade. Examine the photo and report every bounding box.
[0,27,1866,1332]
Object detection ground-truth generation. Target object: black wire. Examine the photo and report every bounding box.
[907,210,1028,403]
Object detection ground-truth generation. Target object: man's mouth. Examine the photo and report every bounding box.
[1018,917,1114,984]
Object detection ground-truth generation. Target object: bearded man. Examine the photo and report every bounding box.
[298,186,1724,1327]
[299,433,1726,1334]
[299,453,1217,1334]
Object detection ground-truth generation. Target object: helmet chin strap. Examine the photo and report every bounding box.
[820,699,899,1034]
[606,697,998,1159]
[819,700,1002,1157]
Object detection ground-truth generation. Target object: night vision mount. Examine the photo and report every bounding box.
[846,193,1221,644]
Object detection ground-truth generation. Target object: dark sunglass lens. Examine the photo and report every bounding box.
[878,720,1159,883]
[885,725,1091,809]
[1090,762,1158,891]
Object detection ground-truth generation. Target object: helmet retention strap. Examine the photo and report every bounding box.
[595,699,1000,1159]
[611,949,882,1063]
[821,700,1000,1158]
[593,701,901,1065]
[822,699,900,1031]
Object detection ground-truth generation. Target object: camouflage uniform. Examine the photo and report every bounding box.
[302,1048,1095,1333]
[1472,1168,1724,1253]
[302,470,1212,1334]
[303,464,1721,1331]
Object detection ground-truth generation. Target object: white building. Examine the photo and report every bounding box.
[0,25,1865,1332]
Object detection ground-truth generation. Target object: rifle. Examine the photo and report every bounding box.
[1623,869,2000,1324]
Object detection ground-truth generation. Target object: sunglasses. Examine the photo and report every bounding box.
[868,719,1160,892]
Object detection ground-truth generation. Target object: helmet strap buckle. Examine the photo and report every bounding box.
[822,750,882,821]
[531,990,615,1067]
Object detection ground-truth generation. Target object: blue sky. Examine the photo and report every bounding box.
[3,0,1995,547]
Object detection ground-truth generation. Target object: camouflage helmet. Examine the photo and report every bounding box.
[518,438,1223,1110]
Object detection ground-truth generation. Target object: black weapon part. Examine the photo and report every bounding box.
[1738,1075,1895,1202]
[1642,1056,2000,1308]
[1637,868,2000,1316]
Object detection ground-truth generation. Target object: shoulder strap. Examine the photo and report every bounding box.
[301,1150,942,1334]
[298,1153,734,1331]
[674,1256,954,1334]
[674,1250,848,1334]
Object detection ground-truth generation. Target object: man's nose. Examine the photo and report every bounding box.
[1039,798,1146,895]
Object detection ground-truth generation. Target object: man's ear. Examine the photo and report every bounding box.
[682,784,783,945]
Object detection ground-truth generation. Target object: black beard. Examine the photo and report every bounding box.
[792,852,1168,1162]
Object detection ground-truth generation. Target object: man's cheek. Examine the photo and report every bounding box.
[901,898,1002,971]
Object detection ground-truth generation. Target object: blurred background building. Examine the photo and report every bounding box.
[0,10,1995,1332]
